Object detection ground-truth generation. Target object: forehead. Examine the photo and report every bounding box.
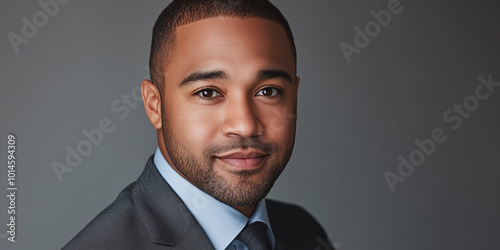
[165,17,295,77]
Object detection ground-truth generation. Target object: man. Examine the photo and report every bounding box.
[64,0,333,249]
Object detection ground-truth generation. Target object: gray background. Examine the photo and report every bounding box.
[1,0,499,249]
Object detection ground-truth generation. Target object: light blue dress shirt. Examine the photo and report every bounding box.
[153,147,276,250]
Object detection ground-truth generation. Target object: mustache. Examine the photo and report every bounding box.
[205,137,276,155]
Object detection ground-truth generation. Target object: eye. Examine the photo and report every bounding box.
[256,87,282,97]
[195,88,222,99]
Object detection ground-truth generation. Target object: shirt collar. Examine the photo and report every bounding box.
[153,147,275,250]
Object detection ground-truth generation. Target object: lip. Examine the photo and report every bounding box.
[215,150,269,170]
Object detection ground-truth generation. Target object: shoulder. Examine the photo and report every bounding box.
[266,199,334,250]
[62,183,153,249]
[63,155,213,249]
[266,199,323,230]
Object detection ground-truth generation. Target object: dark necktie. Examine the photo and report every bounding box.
[236,221,272,250]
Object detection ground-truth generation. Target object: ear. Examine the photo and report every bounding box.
[294,76,300,120]
[295,76,300,91]
[141,79,162,129]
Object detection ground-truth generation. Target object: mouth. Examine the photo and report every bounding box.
[214,150,269,170]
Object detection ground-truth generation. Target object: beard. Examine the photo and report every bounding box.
[161,113,294,207]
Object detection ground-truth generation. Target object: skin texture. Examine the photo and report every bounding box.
[141,17,299,217]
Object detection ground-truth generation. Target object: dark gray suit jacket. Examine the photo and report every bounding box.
[63,155,333,250]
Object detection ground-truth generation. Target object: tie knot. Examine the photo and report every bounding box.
[236,222,272,250]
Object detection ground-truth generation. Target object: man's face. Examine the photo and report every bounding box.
[159,17,298,207]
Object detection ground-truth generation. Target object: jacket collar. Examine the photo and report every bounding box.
[131,155,215,249]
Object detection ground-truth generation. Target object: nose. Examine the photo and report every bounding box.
[221,96,263,138]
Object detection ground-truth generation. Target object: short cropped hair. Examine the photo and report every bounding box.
[149,0,296,92]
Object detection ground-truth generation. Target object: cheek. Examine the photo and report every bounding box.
[261,103,297,140]
[169,103,222,150]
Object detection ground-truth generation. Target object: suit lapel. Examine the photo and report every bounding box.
[132,156,215,249]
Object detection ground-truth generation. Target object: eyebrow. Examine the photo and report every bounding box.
[180,71,226,86]
[179,69,293,86]
[257,69,293,83]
